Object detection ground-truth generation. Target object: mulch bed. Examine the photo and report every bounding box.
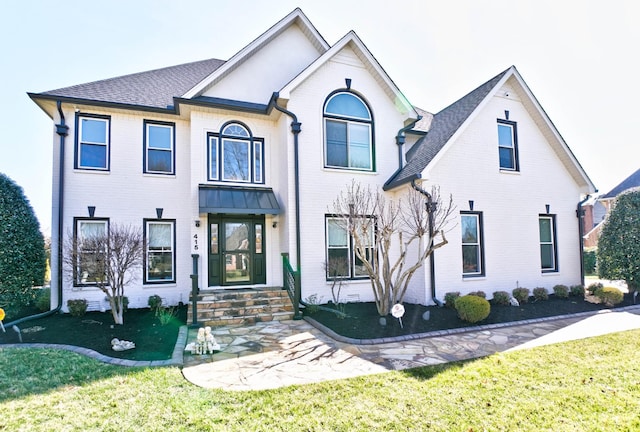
[306,294,637,340]
[0,306,187,361]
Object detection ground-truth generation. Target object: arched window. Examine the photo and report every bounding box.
[208,122,264,183]
[324,92,373,171]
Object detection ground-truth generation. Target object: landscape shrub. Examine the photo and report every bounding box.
[533,287,549,301]
[552,284,569,299]
[444,292,460,309]
[570,284,585,297]
[491,291,510,306]
[148,295,163,311]
[512,287,530,304]
[596,287,624,306]
[35,288,51,312]
[67,299,88,317]
[468,291,486,298]
[455,295,490,323]
[583,250,597,275]
[587,282,603,296]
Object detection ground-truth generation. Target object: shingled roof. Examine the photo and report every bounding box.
[384,67,510,190]
[35,57,226,110]
[602,167,640,199]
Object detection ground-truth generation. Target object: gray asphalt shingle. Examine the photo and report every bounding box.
[38,57,226,109]
[385,67,510,189]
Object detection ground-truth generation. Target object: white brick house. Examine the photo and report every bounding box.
[29,9,595,316]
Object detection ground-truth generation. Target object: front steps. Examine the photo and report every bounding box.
[188,287,295,327]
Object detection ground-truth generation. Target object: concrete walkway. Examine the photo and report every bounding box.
[182,305,640,391]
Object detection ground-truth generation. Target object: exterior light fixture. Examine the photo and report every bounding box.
[156,208,163,219]
[87,206,96,218]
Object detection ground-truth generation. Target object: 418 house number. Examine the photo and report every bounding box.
[193,233,199,251]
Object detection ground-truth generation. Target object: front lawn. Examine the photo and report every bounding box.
[2,329,640,431]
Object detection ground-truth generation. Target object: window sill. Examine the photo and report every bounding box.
[143,173,176,179]
[74,168,110,175]
[462,275,486,281]
[541,271,559,275]
[322,167,377,175]
[143,282,177,287]
[499,169,520,175]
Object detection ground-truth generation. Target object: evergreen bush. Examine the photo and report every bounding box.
[491,291,510,306]
[552,284,569,298]
[0,173,47,310]
[455,295,491,323]
[512,287,530,304]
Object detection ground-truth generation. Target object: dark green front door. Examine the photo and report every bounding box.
[208,214,265,287]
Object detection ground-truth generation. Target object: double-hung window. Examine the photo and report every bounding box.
[539,215,558,272]
[326,215,375,279]
[144,121,175,174]
[497,119,518,171]
[208,122,264,183]
[145,220,175,283]
[324,92,374,171]
[74,218,109,286]
[461,212,484,276]
[76,114,110,170]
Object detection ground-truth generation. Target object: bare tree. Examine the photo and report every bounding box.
[331,181,455,316]
[64,223,143,325]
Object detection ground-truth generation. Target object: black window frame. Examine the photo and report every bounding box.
[325,214,376,280]
[75,113,111,171]
[207,121,265,184]
[323,91,375,172]
[461,211,485,277]
[539,214,558,273]
[143,120,176,175]
[72,217,110,287]
[497,119,519,171]
[143,218,177,284]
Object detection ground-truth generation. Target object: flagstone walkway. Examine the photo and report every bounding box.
[182,305,640,391]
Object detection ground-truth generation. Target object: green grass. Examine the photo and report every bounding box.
[3,330,640,431]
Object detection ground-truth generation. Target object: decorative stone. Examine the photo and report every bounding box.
[379,317,387,326]
[422,311,431,321]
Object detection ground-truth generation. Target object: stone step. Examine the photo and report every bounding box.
[188,287,295,326]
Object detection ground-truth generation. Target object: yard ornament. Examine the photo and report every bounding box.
[111,338,135,351]
[391,303,405,329]
[0,308,5,333]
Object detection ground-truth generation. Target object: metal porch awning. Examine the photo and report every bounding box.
[198,185,282,215]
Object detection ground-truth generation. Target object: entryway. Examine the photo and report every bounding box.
[207,214,266,287]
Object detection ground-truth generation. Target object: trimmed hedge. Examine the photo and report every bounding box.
[455,295,490,323]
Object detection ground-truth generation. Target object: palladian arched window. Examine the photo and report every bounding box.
[323,92,373,171]
[208,122,264,183]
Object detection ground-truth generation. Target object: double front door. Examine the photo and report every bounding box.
[208,214,265,287]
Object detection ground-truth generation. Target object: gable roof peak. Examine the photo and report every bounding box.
[182,8,329,99]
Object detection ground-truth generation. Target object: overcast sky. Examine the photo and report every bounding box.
[2,0,638,236]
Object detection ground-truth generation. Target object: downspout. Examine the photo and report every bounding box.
[576,194,591,285]
[395,115,422,170]
[5,101,67,328]
[272,94,303,317]
[411,179,442,307]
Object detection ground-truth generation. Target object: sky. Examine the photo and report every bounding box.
[1,0,639,237]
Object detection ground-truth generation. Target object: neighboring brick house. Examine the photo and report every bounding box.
[584,168,640,248]
[29,8,595,317]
